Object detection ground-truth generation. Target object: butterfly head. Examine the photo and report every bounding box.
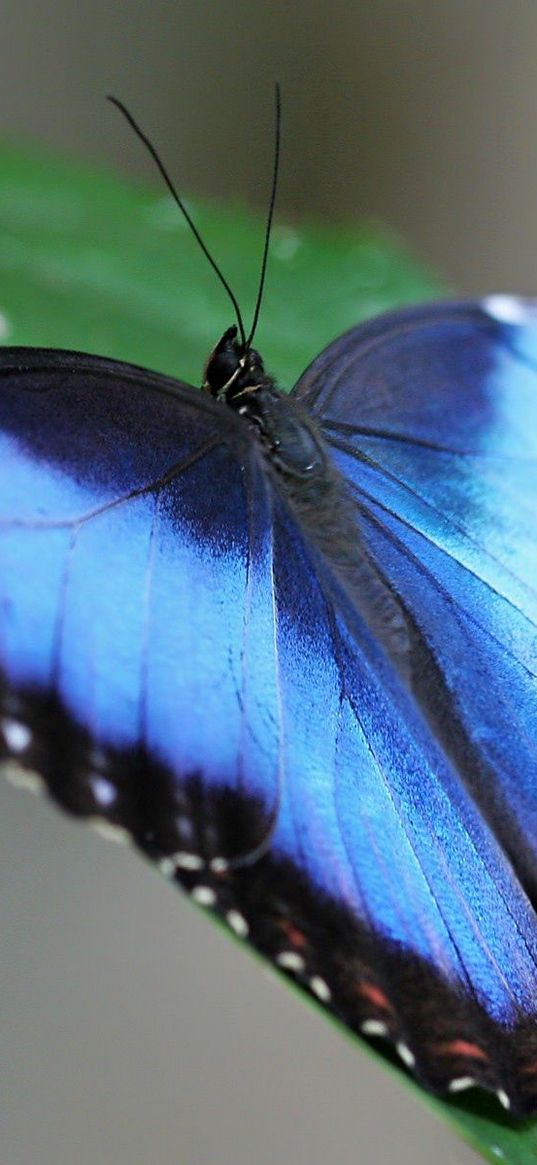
[203,326,266,404]
[203,324,327,482]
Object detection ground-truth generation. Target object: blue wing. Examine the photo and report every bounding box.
[2,315,537,1117]
[0,349,282,861]
[290,297,537,1106]
[293,298,537,889]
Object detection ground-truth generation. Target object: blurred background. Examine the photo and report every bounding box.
[2,3,535,1164]
[3,0,537,294]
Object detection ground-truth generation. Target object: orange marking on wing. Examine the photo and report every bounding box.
[434,1040,489,1063]
[356,982,392,1013]
[520,1061,537,1077]
[277,919,308,949]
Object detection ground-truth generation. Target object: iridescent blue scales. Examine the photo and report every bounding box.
[1,297,537,1114]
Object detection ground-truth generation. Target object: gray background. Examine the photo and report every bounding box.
[2,3,535,1163]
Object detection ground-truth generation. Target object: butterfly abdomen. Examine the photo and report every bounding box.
[247,384,413,678]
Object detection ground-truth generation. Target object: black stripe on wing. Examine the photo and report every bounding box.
[3,678,537,1117]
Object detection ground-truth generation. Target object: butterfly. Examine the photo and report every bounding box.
[1,95,537,1119]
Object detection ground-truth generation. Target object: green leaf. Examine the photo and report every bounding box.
[0,140,441,386]
[1,140,535,1163]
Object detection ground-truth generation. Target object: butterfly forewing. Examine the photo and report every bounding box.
[0,350,281,862]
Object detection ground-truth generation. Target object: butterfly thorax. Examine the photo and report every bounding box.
[203,326,411,676]
[203,325,326,480]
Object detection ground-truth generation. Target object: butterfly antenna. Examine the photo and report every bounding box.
[245,83,281,350]
[107,95,247,348]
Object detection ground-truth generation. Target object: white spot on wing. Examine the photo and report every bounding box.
[226,909,249,937]
[90,776,116,807]
[396,1042,415,1068]
[482,294,536,324]
[448,1076,476,1094]
[210,857,229,874]
[173,852,204,871]
[276,951,305,973]
[496,1088,511,1110]
[309,976,331,1003]
[2,718,31,753]
[191,885,216,907]
[360,1019,388,1037]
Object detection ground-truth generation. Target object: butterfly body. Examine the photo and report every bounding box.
[2,297,537,1115]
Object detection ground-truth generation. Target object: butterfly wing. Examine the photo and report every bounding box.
[0,348,283,863]
[293,297,537,887]
[289,297,537,1108]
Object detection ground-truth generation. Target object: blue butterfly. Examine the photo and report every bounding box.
[1,99,537,1118]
